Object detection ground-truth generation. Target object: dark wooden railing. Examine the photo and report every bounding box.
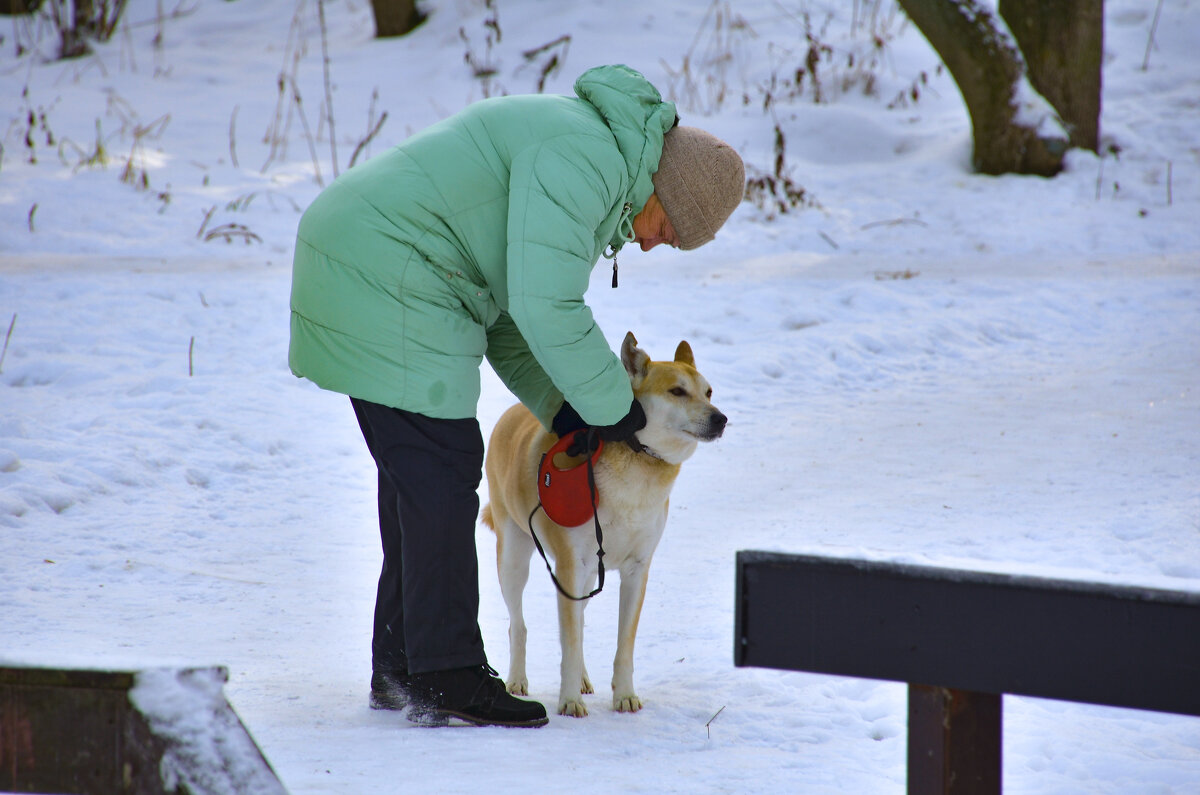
[734,551,1200,794]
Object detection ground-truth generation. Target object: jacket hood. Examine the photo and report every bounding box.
[574,65,678,253]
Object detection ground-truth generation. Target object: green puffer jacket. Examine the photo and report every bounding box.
[289,64,677,427]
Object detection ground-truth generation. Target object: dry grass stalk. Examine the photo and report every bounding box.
[203,222,262,245]
[0,313,16,374]
[229,104,239,168]
[316,0,339,178]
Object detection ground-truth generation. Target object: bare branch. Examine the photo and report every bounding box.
[348,111,388,170]
[317,0,339,178]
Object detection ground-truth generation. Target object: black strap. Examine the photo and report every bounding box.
[624,434,648,455]
[527,430,605,601]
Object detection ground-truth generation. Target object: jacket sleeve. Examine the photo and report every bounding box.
[485,312,564,429]
[505,135,634,427]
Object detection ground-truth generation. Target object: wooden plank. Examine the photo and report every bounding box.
[0,665,283,794]
[734,551,1200,716]
[0,668,136,794]
[908,685,1001,795]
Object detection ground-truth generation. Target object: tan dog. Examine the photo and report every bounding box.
[481,332,727,716]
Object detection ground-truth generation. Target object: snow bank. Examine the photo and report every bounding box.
[129,666,286,795]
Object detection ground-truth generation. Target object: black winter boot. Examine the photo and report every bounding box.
[405,664,548,727]
[369,667,413,711]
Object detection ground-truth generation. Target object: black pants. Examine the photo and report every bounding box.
[351,398,488,675]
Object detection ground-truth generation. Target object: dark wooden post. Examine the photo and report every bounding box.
[908,685,1002,795]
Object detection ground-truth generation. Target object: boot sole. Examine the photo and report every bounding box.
[407,706,548,728]
[369,691,408,711]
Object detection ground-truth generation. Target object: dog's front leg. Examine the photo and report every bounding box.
[497,521,534,695]
[613,564,650,712]
[555,557,594,717]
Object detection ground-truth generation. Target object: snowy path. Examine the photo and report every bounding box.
[2,254,1197,792]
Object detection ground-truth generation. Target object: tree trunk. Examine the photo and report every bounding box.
[370,0,423,38]
[897,0,1069,176]
[58,0,93,59]
[1000,0,1102,153]
[74,0,95,32]
[0,0,43,14]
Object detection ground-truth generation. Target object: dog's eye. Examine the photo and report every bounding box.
[705,388,713,399]
[669,387,688,397]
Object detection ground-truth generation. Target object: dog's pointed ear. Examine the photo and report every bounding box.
[674,341,695,367]
[621,331,650,386]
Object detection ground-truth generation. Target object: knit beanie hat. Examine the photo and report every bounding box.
[652,127,746,250]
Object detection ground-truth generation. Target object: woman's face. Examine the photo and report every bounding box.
[631,194,680,252]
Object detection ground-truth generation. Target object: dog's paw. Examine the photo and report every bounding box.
[613,693,643,713]
[506,678,528,696]
[558,698,589,718]
[580,673,594,695]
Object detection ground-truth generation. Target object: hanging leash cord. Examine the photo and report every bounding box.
[527,428,606,601]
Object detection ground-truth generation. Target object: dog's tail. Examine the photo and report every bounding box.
[480,503,496,531]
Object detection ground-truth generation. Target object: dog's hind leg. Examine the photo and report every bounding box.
[612,564,650,712]
[497,519,534,696]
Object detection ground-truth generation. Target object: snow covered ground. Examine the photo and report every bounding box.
[2,1,1198,792]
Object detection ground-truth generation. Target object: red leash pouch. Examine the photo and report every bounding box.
[537,430,603,527]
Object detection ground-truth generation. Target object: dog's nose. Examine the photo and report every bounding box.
[710,411,728,435]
